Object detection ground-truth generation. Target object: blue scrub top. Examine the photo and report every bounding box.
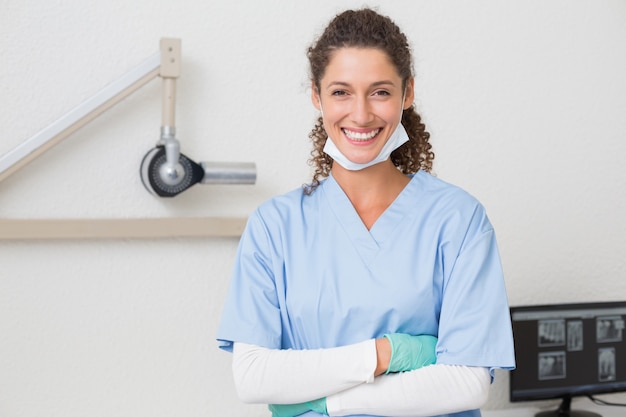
[217,171,515,417]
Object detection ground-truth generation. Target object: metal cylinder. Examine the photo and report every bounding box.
[200,161,256,184]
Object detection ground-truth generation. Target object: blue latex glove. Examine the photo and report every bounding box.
[383,333,437,374]
[268,397,327,417]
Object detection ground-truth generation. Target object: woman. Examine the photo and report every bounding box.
[217,8,515,417]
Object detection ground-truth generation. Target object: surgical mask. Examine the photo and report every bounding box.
[323,121,409,171]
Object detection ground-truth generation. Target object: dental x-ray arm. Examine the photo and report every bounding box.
[0,38,256,197]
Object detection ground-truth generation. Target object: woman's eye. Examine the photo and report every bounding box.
[331,90,346,96]
[373,90,391,96]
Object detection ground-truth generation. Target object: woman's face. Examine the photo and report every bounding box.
[312,47,414,166]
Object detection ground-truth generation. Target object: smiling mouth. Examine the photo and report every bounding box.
[342,128,381,142]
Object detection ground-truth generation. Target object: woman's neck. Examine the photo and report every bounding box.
[331,160,410,229]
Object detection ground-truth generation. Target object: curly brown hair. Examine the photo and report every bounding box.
[305,8,434,194]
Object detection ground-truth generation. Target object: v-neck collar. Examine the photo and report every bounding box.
[320,172,422,266]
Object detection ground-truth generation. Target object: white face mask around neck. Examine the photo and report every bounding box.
[322,122,409,171]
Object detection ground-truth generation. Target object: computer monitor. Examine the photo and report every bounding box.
[509,301,626,417]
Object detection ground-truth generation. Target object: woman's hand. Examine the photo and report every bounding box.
[268,398,326,417]
[376,334,438,375]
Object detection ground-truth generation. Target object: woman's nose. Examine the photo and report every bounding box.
[350,97,374,125]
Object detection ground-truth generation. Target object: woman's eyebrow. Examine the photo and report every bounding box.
[371,80,397,88]
[325,81,350,90]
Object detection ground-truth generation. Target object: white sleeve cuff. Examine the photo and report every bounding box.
[232,339,377,404]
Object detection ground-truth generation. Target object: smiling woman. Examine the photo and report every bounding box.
[216,7,515,417]
[312,48,413,174]
[305,9,433,197]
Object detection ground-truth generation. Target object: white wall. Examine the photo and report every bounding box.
[1,1,625,416]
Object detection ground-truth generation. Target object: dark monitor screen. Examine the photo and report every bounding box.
[509,301,626,416]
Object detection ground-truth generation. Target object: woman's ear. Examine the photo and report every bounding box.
[403,77,415,109]
[311,83,321,111]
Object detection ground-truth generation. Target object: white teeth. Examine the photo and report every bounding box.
[343,129,380,141]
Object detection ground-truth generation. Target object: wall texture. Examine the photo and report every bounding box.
[1,1,625,416]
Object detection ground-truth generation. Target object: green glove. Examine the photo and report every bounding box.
[383,333,437,374]
[268,397,327,417]
[268,402,310,417]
